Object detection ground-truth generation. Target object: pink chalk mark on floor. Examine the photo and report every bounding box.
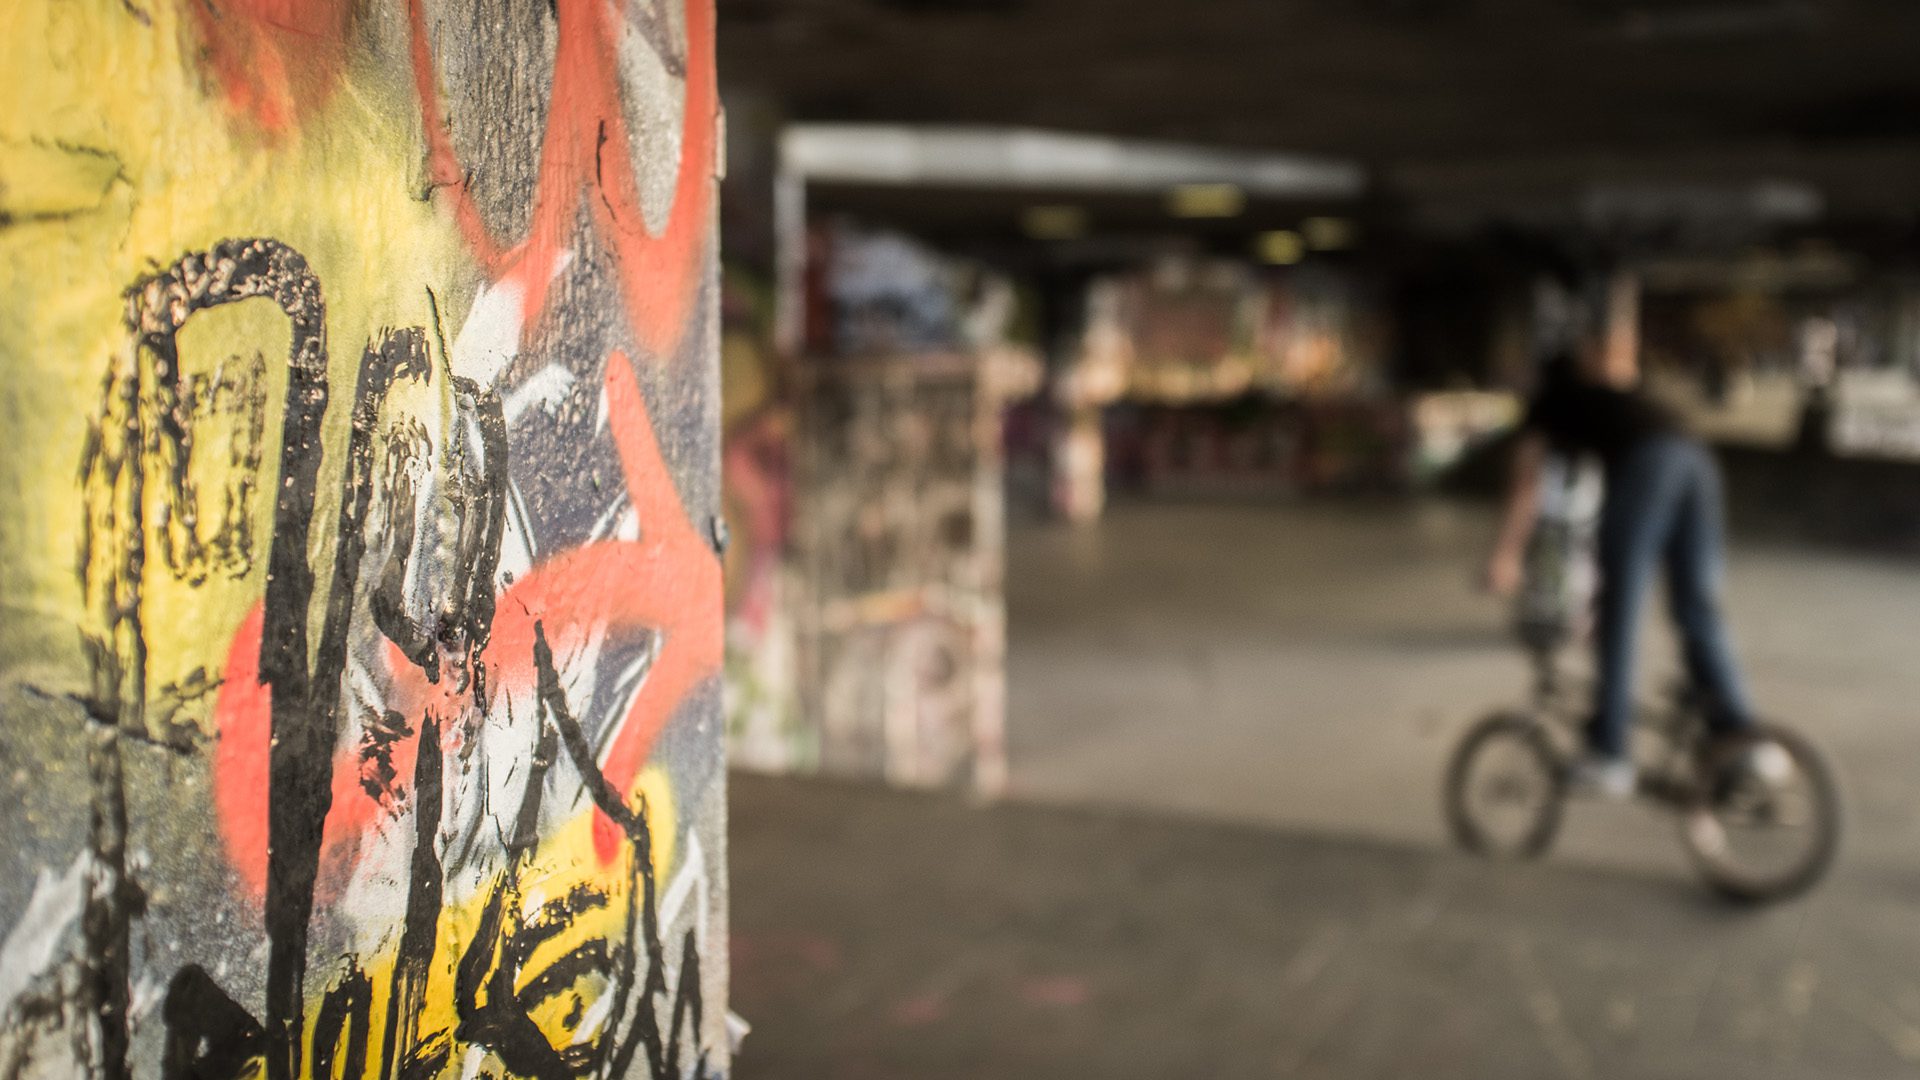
[1019,975,1092,1008]
[890,993,950,1027]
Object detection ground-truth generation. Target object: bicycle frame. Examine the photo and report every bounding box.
[1524,642,1711,807]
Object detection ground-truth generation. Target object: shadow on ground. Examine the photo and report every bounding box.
[730,772,1920,1080]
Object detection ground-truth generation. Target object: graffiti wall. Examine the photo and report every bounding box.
[719,267,803,773]
[792,354,1010,794]
[0,0,729,1075]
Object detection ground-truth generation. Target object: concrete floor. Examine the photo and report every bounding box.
[732,498,1920,1078]
[1007,499,1920,875]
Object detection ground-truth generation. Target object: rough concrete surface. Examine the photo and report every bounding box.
[732,499,1920,1078]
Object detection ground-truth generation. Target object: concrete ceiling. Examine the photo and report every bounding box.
[719,0,1920,222]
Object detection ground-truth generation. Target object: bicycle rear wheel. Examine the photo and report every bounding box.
[1679,724,1842,903]
[1445,712,1566,859]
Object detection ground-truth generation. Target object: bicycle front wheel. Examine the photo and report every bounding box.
[1445,712,1566,859]
[1679,724,1842,904]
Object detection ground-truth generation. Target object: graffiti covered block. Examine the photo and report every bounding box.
[0,0,727,1076]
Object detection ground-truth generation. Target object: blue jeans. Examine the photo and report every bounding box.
[1591,435,1754,757]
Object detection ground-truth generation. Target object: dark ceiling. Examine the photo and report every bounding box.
[719,0,1920,220]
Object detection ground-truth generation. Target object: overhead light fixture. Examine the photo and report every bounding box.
[1022,204,1087,240]
[1302,216,1357,251]
[1167,183,1245,219]
[1257,230,1305,265]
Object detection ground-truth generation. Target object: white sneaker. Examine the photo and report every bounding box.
[1704,735,1796,787]
[1744,741,1795,786]
[1567,754,1637,800]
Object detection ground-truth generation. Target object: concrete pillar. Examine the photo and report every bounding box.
[1051,278,1132,522]
[1,0,730,1075]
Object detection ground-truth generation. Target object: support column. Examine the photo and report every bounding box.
[1,0,732,1073]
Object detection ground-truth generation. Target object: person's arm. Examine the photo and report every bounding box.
[1485,431,1546,596]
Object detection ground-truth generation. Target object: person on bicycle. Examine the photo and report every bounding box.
[1485,309,1758,798]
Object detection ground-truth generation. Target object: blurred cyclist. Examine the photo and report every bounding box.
[1485,294,1759,798]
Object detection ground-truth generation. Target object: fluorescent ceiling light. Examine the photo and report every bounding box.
[1167,183,1245,219]
[1023,204,1087,239]
[1303,216,1357,251]
[1257,230,1305,265]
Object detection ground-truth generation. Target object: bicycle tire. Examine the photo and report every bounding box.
[1445,711,1566,859]
[1679,723,1842,904]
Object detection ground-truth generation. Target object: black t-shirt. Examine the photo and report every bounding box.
[1524,376,1681,467]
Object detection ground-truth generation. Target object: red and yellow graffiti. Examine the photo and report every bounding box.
[0,0,726,1074]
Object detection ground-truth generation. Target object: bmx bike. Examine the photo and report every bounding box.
[1444,647,1842,903]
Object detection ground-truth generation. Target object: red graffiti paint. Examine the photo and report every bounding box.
[209,0,719,909]
[212,606,388,903]
[409,0,716,358]
[723,413,789,634]
[211,351,721,899]
[188,0,356,133]
[486,352,724,861]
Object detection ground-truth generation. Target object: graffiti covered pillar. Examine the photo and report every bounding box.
[0,0,729,1075]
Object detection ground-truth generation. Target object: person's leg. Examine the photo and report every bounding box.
[1591,440,1687,758]
[1664,442,1756,734]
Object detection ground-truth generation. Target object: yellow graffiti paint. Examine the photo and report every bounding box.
[2,0,473,687]
[301,769,680,1078]
[3,0,723,1069]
